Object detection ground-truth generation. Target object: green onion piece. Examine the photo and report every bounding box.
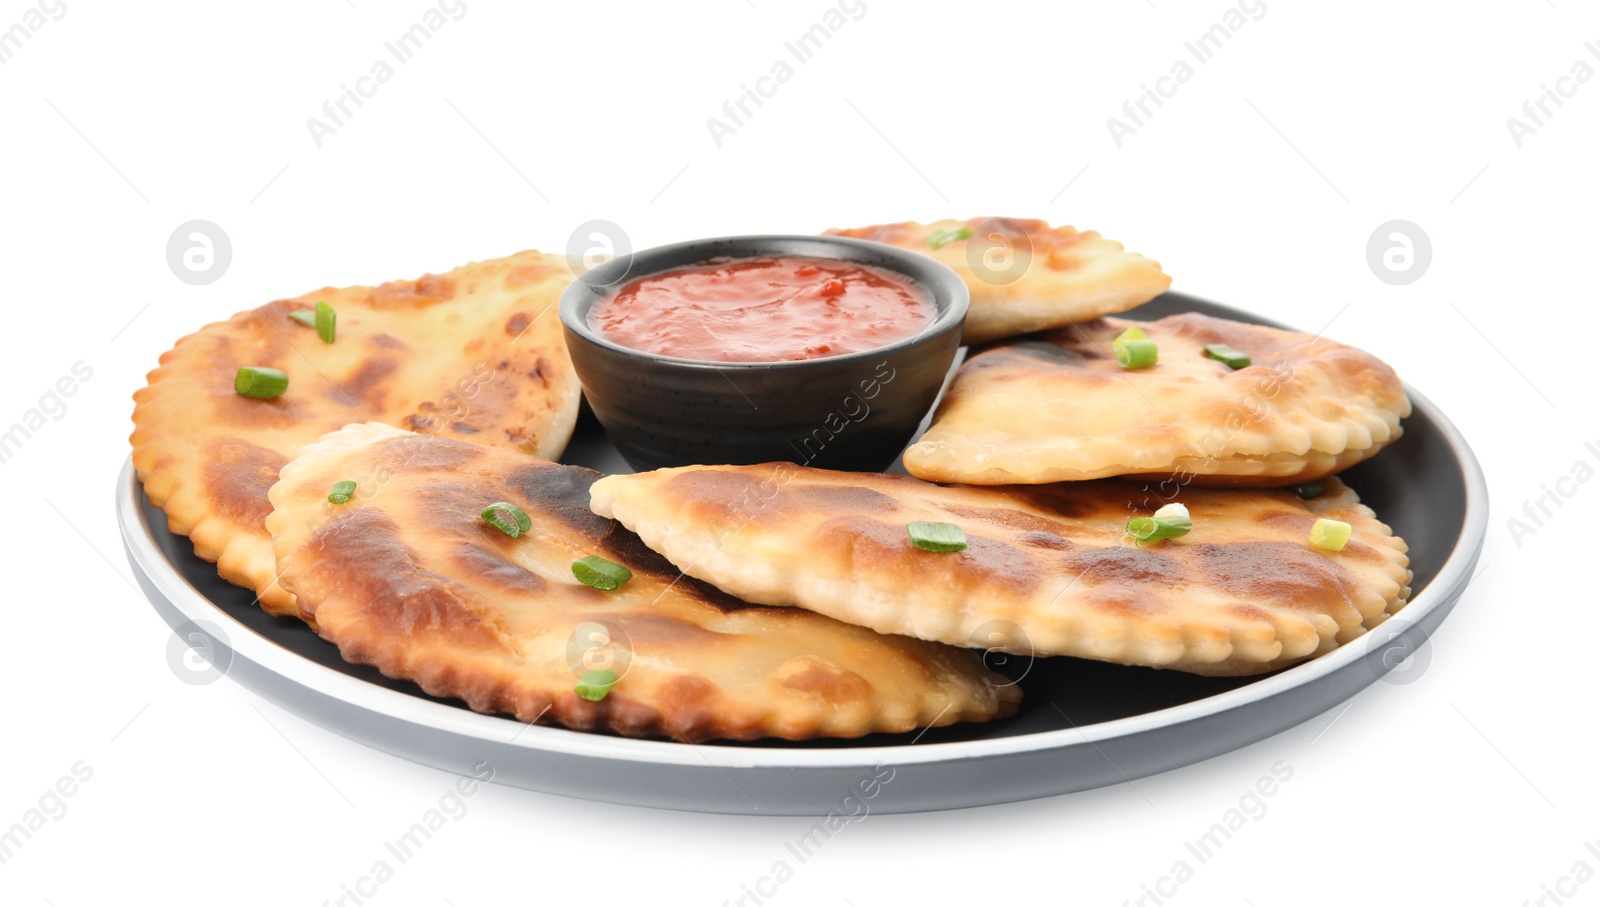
[481,501,532,538]
[574,669,618,702]
[573,555,632,590]
[314,300,336,344]
[288,310,316,327]
[1203,343,1251,369]
[1291,482,1323,499]
[1153,501,1189,521]
[1309,518,1352,551]
[1114,325,1148,343]
[1126,515,1193,544]
[234,366,288,399]
[327,480,356,504]
[908,521,967,552]
[927,227,973,249]
[1115,338,1159,369]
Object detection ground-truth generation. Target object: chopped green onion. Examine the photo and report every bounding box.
[927,227,973,249]
[1115,338,1159,369]
[1153,502,1189,521]
[314,301,336,343]
[1290,482,1323,499]
[1112,325,1158,369]
[573,555,632,590]
[327,480,357,504]
[1203,343,1251,369]
[908,521,968,552]
[481,501,532,538]
[1309,518,1352,551]
[234,366,288,399]
[1127,515,1192,544]
[289,302,335,342]
[574,669,618,702]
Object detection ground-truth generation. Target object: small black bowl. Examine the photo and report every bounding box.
[559,235,969,472]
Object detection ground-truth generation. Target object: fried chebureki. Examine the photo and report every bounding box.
[591,464,1412,676]
[131,250,581,619]
[823,217,1171,344]
[902,312,1411,487]
[266,424,1017,741]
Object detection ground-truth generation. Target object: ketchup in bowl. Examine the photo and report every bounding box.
[588,255,936,362]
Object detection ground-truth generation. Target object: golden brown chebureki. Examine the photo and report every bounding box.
[131,250,581,618]
[591,464,1412,676]
[266,424,1018,742]
[903,312,1411,487]
[823,217,1171,344]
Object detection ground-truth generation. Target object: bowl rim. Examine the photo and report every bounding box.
[557,233,970,370]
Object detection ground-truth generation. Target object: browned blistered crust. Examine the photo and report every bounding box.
[131,250,581,618]
[592,464,1412,677]
[824,217,1171,343]
[904,312,1411,487]
[267,424,1018,742]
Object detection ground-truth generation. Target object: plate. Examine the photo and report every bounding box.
[117,293,1487,815]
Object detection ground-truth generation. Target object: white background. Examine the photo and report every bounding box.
[2,1,1594,904]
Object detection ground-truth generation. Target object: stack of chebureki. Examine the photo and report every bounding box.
[267,423,1016,741]
[133,250,1017,742]
[131,218,1413,742]
[131,249,584,619]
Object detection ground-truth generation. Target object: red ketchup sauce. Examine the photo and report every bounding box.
[588,255,935,362]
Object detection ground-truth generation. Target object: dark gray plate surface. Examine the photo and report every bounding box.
[118,293,1487,814]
